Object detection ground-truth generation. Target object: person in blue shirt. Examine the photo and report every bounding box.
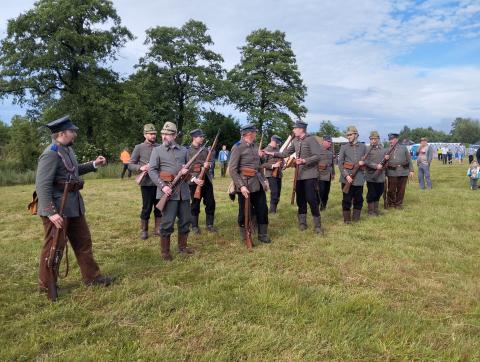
[218,144,230,177]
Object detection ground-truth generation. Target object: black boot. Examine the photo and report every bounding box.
[343,210,352,224]
[367,203,375,216]
[352,209,361,222]
[313,216,322,234]
[154,217,162,236]
[206,214,217,232]
[85,276,115,287]
[239,227,246,243]
[258,224,271,243]
[269,201,277,214]
[373,201,381,216]
[140,219,148,240]
[298,214,307,231]
[191,215,201,234]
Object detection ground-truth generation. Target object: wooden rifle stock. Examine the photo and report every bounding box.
[342,146,374,194]
[375,143,398,176]
[194,131,220,199]
[156,142,208,212]
[244,195,253,250]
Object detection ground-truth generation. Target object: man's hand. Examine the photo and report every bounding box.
[264,151,274,156]
[258,149,265,157]
[240,186,250,199]
[49,213,64,229]
[346,175,353,184]
[140,164,150,172]
[295,158,306,165]
[180,166,189,176]
[272,161,281,168]
[203,161,210,169]
[376,164,383,170]
[384,155,390,160]
[162,186,172,196]
[94,156,107,166]
[358,160,365,166]
[409,171,414,179]
[194,178,204,186]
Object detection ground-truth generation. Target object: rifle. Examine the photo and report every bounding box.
[281,133,295,171]
[342,146,374,194]
[194,131,220,199]
[46,176,71,301]
[291,138,302,205]
[156,142,208,212]
[383,177,389,209]
[244,195,253,250]
[375,142,398,176]
[258,132,264,151]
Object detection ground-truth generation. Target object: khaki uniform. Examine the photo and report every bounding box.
[338,142,367,214]
[317,144,335,210]
[365,144,387,213]
[386,144,413,208]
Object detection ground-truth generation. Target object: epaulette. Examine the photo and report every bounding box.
[234,140,241,146]
[50,143,58,151]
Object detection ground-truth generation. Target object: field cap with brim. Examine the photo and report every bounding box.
[293,120,308,129]
[272,135,282,144]
[388,133,399,140]
[241,124,257,134]
[161,122,177,135]
[369,130,380,139]
[346,125,358,135]
[45,115,78,133]
[190,129,205,137]
[143,123,157,134]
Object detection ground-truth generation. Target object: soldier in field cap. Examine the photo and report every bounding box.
[261,135,284,213]
[35,115,114,299]
[128,123,161,240]
[148,121,193,261]
[364,130,387,216]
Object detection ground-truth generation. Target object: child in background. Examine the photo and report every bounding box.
[467,161,480,190]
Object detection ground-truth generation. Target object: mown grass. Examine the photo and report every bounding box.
[1,161,479,361]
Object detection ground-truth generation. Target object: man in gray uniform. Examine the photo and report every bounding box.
[128,123,161,239]
[187,128,216,233]
[385,133,414,209]
[229,124,271,244]
[35,116,113,298]
[317,135,335,211]
[364,131,386,216]
[266,120,322,233]
[148,122,192,261]
[338,125,367,223]
[262,135,283,214]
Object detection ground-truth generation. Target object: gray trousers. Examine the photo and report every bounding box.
[418,163,432,189]
[160,199,191,236]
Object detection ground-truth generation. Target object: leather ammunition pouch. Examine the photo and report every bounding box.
[159,171,175,182]
[27,191,38,215]
[240,167,257,177]
[192,164,202,173]
[343,162,355,170]
[318,163,328,170]
[54,180,84,192]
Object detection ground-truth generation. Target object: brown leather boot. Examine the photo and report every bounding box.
[374,201,380,216]
[352,209,361,222]
[297,214,307,231]
[140,219,148,240]
[178,233,194,254]
[367,203,375,216]
[343,210,352,224]
[154,217,162,236]
[160,235,172,261]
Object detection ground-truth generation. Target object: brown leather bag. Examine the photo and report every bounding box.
[240,167,257,177]
[27,191,38,215]
[159,171,175,182]
[343,162,355,170]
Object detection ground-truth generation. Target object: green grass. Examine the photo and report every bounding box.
[1,161,479,360]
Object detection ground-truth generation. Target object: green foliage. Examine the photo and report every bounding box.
[316,120,342,137]
[4,115,41,170]
[227,28,307,135]
[199,110,241,149]
[398,125,451,143]
[135,19,226,141]
[450,117,480,144]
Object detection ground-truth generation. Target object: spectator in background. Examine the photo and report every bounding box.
[120,147,131,179]
[468,146,475,163]
[442,145,448,164]
[467,160,480,190]
[416,138,433,189]
[437,147,442,161]
[476,146,480,164]
[447,148,453,164]
[218,145,230,177]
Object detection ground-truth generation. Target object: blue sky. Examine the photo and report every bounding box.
[1,0,480,140]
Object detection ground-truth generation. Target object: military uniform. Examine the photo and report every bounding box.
[229,124,270,244]
[262,135,283,213]
[274,121,322,232]
[317,136,335,211]
[187,129,216,233]
[129,123,161,239]
[385,134,414,208]
[35,116,112,298]
[364,131,387,216]
[338,126,367,223]
[148,122,192,260]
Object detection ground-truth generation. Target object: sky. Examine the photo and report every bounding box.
[1,0,480,140]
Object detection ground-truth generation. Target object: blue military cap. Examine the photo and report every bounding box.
[189,128,205,137]
[293,120,308,129]
[240,124,257,134]
[44,115,78,133]
[323,135,332,141]
[271,135,282,144]
[388,133,399,140]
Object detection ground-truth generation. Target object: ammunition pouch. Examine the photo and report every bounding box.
[343,162,355,170]
[240,167,257,177]
[27,191,38,215]
[54,180,84,192]
[159,172,175,182]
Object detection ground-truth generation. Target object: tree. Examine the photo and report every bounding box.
[135,19,225,140]
[0,121,10,151]
[5,116,41,169]
[316,120,341,137]
[450,117,480,144]
[0,0,134,146]
[199,110,241,149]
[227,28,307,135]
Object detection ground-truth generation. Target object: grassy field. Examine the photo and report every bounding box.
[1,161,479,361]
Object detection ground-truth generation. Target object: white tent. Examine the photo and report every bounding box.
[332,136,348,143]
